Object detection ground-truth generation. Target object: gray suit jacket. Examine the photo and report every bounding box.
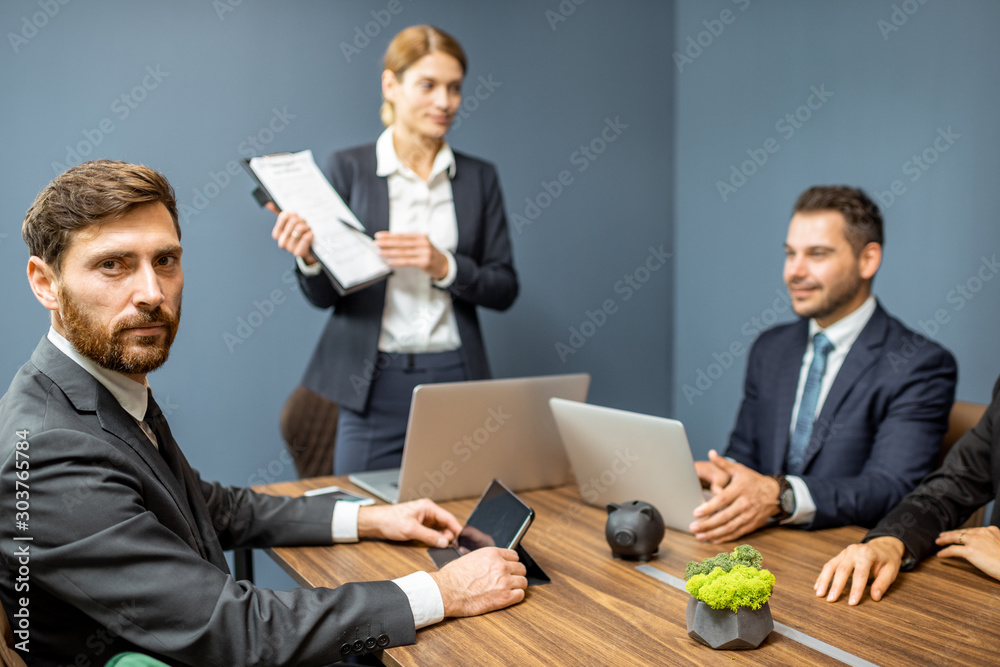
[297,144,519,413]
[0,337,414,666]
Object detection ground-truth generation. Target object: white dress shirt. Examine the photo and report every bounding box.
[782,295,877,524]
[47,327,444,628]
[375,126,461,353]
[299,127,462,355]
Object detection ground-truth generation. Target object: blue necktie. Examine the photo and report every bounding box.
[787,332,834,475]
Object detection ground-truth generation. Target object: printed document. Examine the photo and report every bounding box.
[247,150,391,293]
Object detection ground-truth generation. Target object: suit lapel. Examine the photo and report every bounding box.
[450,156,477,258]
[148,415,231,569]
[94,391,209,558]
[31,337,210,559]
[773,321,808,471]
[799,304,888,471]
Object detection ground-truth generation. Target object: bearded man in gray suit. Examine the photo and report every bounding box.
[0,160,526,666]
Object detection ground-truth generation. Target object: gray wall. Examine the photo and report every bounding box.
[4,0,998,590]
[674,0,1000,457]
[0,0,673,587]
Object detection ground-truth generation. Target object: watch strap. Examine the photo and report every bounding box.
[772,474,795,521]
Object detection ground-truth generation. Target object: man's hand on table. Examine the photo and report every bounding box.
[358,499,462,548]
[689,449,780,543]
[430,547,528,617]
[814,536,907,605]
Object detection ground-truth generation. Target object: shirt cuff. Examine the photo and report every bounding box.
[432,249,457,288]
[296,255,324,276]
[331,501,360,543]
[782,475,816,525]
[392,571,445,630]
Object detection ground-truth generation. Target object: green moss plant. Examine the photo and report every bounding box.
[683,545,774,613]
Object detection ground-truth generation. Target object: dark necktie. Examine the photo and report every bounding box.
[144,389,187,490]
[786,332,834,474]
[144,389,223,564]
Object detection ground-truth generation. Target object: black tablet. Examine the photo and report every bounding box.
[429,479,534,567]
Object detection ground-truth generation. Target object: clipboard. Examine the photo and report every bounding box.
[242,151,392,296]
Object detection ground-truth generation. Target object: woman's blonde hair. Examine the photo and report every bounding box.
[381,25,467,127]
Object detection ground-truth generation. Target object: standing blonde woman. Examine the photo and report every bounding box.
[272,25,518,475]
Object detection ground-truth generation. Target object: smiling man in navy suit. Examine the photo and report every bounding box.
[691,185,957,543]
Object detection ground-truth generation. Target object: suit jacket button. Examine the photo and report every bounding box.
[353,640,365,652]
[340,643,352,656]
[377,634,390,647]
[365,637,377,649]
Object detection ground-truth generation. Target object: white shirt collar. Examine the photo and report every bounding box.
[47,326,150,423]
[808,294,877,351]
[375,126,456,180]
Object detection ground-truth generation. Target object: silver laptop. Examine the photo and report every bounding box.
[350,373,590,503]
[549,398,706,534]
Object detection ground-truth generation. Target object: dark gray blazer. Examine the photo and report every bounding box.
[726,302,958,529]
[0,337,414,666]
[297,144,519,413]
[866,374,1000,564]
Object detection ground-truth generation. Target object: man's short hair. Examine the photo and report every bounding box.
[22,160,179,272]
[793,185,883,255]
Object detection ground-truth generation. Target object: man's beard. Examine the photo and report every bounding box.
[789,271,862,322]
[60,288,180,376]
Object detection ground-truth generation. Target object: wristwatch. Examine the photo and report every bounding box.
[772,474,796,522]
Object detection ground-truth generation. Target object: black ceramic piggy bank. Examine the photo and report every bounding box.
[605,500,665,561]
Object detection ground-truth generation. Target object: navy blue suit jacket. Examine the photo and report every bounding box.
[297,144,518,413]
[726,302,957,529]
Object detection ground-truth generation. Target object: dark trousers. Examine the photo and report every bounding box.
[334,349,467,475]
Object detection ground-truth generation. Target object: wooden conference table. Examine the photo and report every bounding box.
[257,477,999,666]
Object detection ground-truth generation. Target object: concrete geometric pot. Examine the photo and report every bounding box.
[686,597,773,650]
